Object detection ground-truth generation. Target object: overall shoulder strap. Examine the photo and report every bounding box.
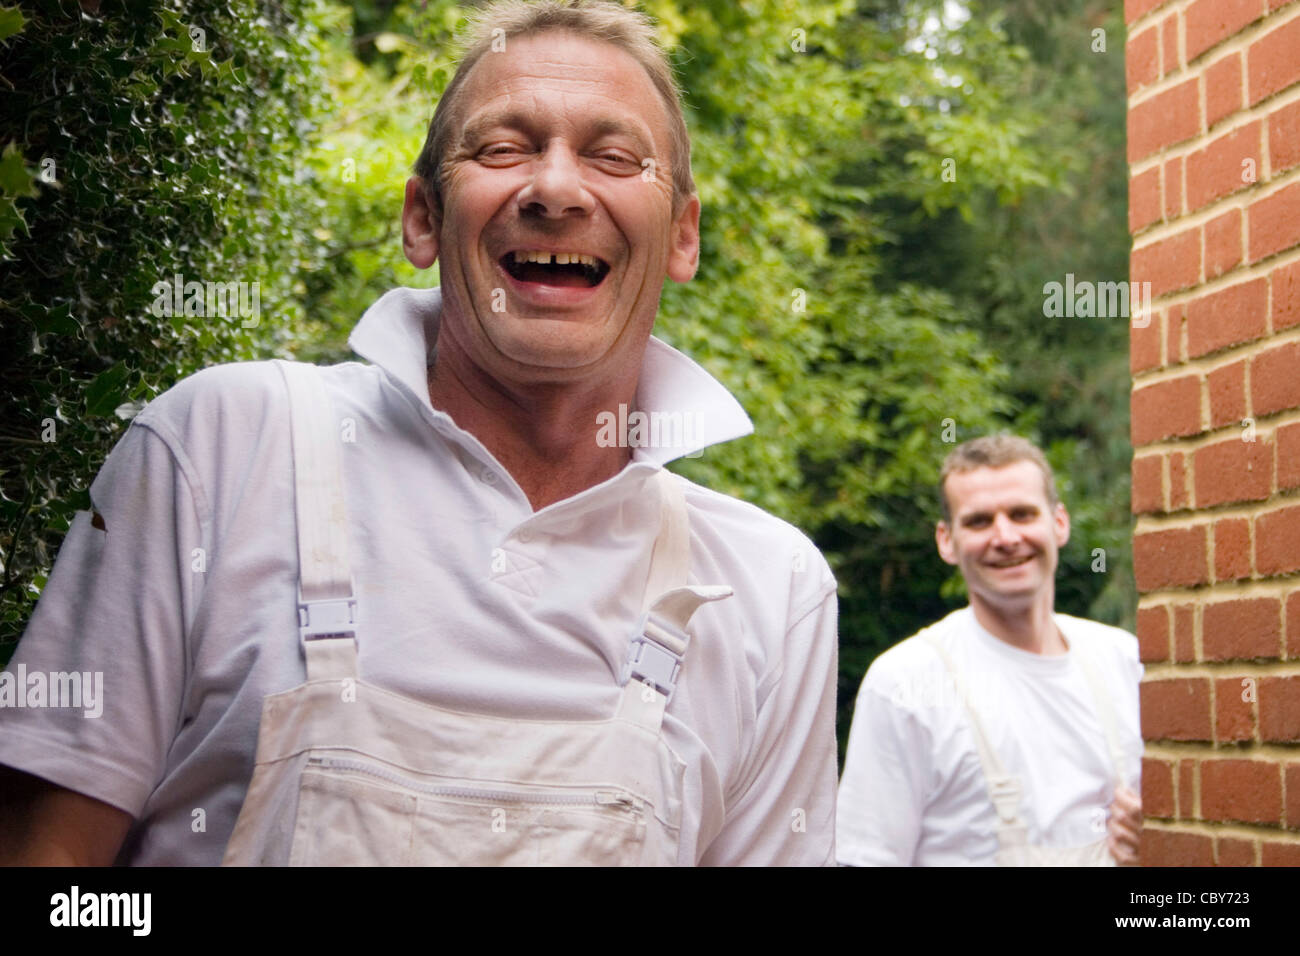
[277,360,358,681]
[920,627,1026,833]
[618,469,730,729]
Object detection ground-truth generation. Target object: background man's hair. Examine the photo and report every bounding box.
[412,0,695,213]
[938,434,1060,523]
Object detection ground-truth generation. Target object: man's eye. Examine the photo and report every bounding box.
[596,152,636,166]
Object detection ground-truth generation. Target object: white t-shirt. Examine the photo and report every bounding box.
[0,286,840,866]
[836,606,1142,866]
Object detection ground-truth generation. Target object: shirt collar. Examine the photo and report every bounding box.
[347,285,754,465]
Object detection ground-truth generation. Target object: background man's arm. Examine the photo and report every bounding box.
[0,765,133,866]
[836,669,930,866]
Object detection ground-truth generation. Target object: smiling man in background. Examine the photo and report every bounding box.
[0,0,838,866]
[836,435,1143,866]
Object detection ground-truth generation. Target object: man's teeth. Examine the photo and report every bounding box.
[510,250,601,267]
[990,556,1031,567]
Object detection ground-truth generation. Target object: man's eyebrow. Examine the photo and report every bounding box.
[588,117,655,155]
[459,109,536,149]
[459,109,655,155]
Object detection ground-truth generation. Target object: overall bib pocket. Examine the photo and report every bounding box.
[290,755,649,866]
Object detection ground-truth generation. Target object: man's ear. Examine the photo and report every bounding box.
[666,193,701,283]
[936,522,958,566]
[1054,502,1070,549]
[402,176,440,269]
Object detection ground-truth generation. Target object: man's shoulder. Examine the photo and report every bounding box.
[862,608,969,693]
[133,359,375,442]
[673,473,834,589]
[1056,612,1138,658]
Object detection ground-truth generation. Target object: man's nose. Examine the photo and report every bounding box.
[517,144,594,219]
[989,513,1021,546]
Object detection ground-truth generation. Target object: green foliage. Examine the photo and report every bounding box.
[874,0,1137,634]
[290,0,455,363]
[0,0,334,653]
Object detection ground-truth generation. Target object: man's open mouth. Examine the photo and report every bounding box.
[987,555,1033,568]
[501,250,611,288]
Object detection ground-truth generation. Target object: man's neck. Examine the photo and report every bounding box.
[969,593,1066,655]
[426,339,637,512]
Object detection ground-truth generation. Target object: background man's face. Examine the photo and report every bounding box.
[936,461,1070,613]
[421,29,700,387]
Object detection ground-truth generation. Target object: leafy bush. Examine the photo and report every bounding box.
[0,0,333,655]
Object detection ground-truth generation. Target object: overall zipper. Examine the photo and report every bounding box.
[306,755,645,813]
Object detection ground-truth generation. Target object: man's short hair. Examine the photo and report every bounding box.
[938,434,1060,523]
[412,0,695,213]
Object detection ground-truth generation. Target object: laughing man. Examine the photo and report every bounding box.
[0,0,838,866]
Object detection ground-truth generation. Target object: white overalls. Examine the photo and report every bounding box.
[921,629,1127,867]
[222,361,731,865]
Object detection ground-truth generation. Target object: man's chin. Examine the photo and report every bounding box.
[974,578,1044,608]
[487,328,616,375]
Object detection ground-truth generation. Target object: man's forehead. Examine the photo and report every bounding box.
[947,462,1050,512]
[455,30,667,135]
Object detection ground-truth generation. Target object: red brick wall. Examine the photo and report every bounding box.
[1127,0,1300,866]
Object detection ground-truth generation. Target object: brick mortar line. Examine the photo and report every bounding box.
[1129,408,1300,455]
[1244,349,1256,424]
[1141,660,1300,677]
[1133,580,1294,600]
[1132,497,1300,531]
[1136,590,1300,606]
[1132,322,1300,389]
[1141,820,1300,841]
[1145,741,1300,760]
[1134,577,1299,603]
[1127,2,1300,108]
[1130,74,1300,181]
[1131,163,1300,249]
[1156,487,1291,517]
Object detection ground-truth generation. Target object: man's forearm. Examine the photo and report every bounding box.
[0,765,134,866]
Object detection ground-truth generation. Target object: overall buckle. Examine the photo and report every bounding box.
[298,596,358,642]
[620,613,687,702]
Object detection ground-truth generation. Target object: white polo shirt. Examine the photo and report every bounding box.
[836,607,1142,866]
[0,286,839,866]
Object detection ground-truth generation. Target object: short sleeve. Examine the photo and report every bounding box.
[698,581,839,866]
[0,417,206,816]
[835,671,933,866]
